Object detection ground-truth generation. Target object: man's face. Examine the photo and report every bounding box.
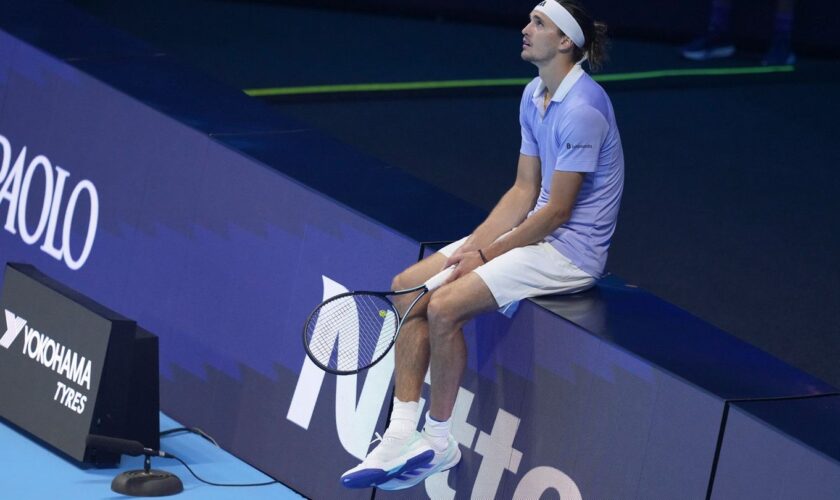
[521,11,568,64]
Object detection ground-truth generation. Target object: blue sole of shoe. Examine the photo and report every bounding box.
[376,447,462,491]
[341,450,435,489]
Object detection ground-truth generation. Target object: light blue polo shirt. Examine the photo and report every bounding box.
[519,64,624,279]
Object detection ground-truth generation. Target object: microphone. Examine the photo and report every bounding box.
[86,434,172,458]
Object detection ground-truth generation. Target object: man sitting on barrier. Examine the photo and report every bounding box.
[341,0,624,490]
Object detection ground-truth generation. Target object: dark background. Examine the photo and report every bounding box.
[265,0,840,54]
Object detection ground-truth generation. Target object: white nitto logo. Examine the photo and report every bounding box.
[0,133,99,271]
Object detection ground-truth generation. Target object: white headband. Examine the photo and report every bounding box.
[533,1,585,49]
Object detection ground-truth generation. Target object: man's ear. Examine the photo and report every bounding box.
[558,36,574,54]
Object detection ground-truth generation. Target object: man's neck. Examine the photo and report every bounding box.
[538,59,575,99]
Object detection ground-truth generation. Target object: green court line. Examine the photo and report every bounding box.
[243,65,795,97]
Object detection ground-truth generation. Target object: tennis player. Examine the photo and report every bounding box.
[342,0,624,490]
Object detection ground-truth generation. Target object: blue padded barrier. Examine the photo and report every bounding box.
[711,397,840,499]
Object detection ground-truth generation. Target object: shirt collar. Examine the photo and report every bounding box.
[532,63,586,103]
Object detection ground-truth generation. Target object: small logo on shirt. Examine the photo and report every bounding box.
[567,143,593,150]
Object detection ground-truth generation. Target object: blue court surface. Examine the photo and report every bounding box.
[0,413,304,500]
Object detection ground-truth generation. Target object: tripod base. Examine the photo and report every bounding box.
[111,469,184,497]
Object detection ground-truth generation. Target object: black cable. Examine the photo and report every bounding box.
[160,426,220,447]
[158,429,278,487]
[168,453,279,488]
[159,426,189,437]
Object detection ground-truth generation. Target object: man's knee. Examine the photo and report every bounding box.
[427,288,461,334]
[391,271,421,312]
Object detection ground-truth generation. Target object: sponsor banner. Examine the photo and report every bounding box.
[0,263,134,462]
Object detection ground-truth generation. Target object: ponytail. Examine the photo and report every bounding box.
[557,0,610,72]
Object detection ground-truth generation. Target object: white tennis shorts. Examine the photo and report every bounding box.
[438,233,596,308]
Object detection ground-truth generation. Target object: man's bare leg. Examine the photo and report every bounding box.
[426,272,498,421]
[391,252,449,403]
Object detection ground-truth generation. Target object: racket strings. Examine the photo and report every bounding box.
[305,294,399,372]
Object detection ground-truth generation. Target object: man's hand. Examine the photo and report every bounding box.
[445,250,485,284]
[444,243,477,269]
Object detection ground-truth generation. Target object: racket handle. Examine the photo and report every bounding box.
[423,266,455,291]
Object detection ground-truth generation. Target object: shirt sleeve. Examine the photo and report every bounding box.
[553,104,608,173]
[519,85,539,157]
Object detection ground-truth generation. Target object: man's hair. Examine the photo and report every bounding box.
[555,0,609,72]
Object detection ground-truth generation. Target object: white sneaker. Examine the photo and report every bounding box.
[341,429,435,489]
[377,433,461,491]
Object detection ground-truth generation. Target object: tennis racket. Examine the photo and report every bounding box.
[303,267,454,375]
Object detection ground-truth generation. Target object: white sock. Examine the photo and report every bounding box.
[422,411,451,452]
[388,397,420,436]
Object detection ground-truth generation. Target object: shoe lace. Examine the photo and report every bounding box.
[371,427,412,448]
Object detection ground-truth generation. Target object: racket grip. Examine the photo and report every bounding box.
[423,266,455,291]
